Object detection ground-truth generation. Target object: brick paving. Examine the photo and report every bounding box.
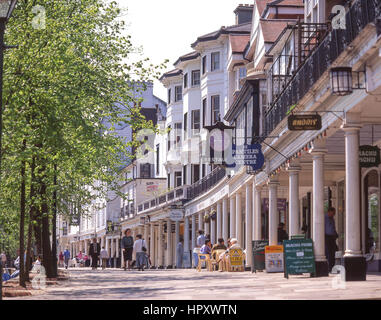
[6,267,381,300]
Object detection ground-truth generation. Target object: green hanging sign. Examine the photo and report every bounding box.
[359,145,381,168]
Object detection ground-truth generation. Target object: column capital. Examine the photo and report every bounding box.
[309,138,327,156]
[267,178,279,187]
[287,159,301,173]
[341,124,362,134]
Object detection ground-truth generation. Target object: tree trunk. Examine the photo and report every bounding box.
[41,176,53,278]
[19,140,27,287]
[25,157,36,282]
[51,163,58,277]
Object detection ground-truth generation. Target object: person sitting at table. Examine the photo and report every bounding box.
[200,239,212,255]
[219,238,242,271]
[212,238,227,260]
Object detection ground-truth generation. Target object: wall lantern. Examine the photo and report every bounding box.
[0,0,17,21]
[330,66,367,96]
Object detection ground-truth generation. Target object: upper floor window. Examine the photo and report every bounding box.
[191,70,200,86]
[192,109,200,134]
[156,144,160,175]
[202,56,207,75]
[202,98,207,127]
[184,73,188,89]
[183,113,187,139]
[174,123,182,147]
[167,88,171,104]
[175,172,182,188]
[211,52,220,71]
[211,95,220,124]
[140,163,152,178]
[167,125,171,151]
[175,86,182,102]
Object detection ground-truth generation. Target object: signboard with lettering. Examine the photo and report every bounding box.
[288,114,322,131]
[265,245,284,273]
[170,210,184,222]
[283,239,316,278]
[231,144,265,171]
[262,198,287,211]
[229,248,244,267]
[252,240,269,273]
[139,216,146,225]
[359,145,381,168]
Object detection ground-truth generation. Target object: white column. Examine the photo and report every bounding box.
[115,237,119,259]
[144,224,149,243]
[230,196,236,238]
[191,214,196,250]
[184,216,190,253]
[216,201,222,241]
[211,208,216,244]
[166,219,172,267]
[158,221,164,267]
[222,198,228,241]
[198,212,203,231]
[288,161,301,237]
[245,183,253,267]
[204,211,210,238]
[343,125,362,257]
[150,223,155,267]
[111,239,115,261]
[236,192,242,245]
[309,139,327,262]
[253,185,262,240]
[268,179,279,246]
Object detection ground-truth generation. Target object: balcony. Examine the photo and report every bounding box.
[187,167,226,199]
[265,0,379,135]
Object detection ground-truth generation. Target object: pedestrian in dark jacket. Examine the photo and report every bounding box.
[121,229,134,271]
[277,223,289,244]
[89,238,100,270]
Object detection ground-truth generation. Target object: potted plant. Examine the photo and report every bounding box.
[210,209,217,220]
[204,213,210,223]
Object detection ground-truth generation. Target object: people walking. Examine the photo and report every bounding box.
[133,234,147,271]
[176,237,184,269]
[194,230,205,268]
[100,247,109,270]
[63,248,71,269]
[59,251,64,267]
[325,207,338,272]
[89,238,101,270]
[0,251,7,268]
[121,229,134,271]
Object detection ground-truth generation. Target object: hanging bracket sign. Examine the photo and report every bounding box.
[288,114,322,131]
[359,145,381,168]
[231,143,265,171]
[169,210,184,222]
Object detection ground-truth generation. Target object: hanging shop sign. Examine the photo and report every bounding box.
[231,143,265,171]
[252,240,269,273]
[169,210,184,222]
[139,216,146,226]
[359,145,381,168]
[283,239,316,278]
[288,114,322,131]
[262,198,287,211]
[265,245,284,273]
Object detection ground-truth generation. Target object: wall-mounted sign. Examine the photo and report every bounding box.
[169,210,184,222]
[359,145,381,168]
[231,143,265,171]
[262,198,287,211]
[288,114,322,131]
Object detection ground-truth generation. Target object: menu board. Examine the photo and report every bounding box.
[283,239,316,278]
[252,240,268,273]
[265,245,284,273]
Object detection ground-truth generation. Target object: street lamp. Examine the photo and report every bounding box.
[0,0,17,302]
[330,67,353,96]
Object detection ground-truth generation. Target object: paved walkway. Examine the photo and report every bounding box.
[7,268,381,300]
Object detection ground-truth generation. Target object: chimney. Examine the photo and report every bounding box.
[234,4,253,25]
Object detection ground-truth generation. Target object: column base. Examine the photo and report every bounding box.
[341,256,367,281]
[166,265,173,269]
[156,266,165,269]
[150,266,156,269]
[245,266,251,271]
[313,261,329,277]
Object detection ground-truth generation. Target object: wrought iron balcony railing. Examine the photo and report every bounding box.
[265,0,379,135]
[186,167,226,200]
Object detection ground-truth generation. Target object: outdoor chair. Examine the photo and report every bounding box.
[197,254,212,272]
[210,249,226,271]
[227,247,245,272]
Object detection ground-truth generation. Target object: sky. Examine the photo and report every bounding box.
[119,0,251,101]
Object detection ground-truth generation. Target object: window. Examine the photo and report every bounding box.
[183,166,187,185]
[192,110,200,134]
[168,174,170,189]
[156,144,160,175]
[184,73,188,89]
[202,56,207,75]
[167,125,171,151]
[236,67,246,90]
[192,164,200,184]
[174,123,182,147]
[202,98,207,127]
[175,172,182,188]
[211,52,220,71]
[183,113,187,139]
[175,86,182,102]
[211,95,220,124]
[167,88,171,104]
[140,163,151,178]
[246,98,253,144]
[202,164,206,178]
[191,70,200,86]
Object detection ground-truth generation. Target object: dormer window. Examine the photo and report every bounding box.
[192,70,200,86]
[175,86,182,102]
[211,52,220,71]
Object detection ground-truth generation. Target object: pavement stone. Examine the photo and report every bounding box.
[6,267,381,300]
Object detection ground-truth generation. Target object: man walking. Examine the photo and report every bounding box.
[133,234,147,271]
[100,247,108,270]
[121,229,134,271]
[89,238,101,270]
[63,248,71,269]
[325,207,338,272]
[193,230,205,268]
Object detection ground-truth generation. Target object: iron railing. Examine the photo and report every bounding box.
[265,0,379,135]
[187,167,226,199]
